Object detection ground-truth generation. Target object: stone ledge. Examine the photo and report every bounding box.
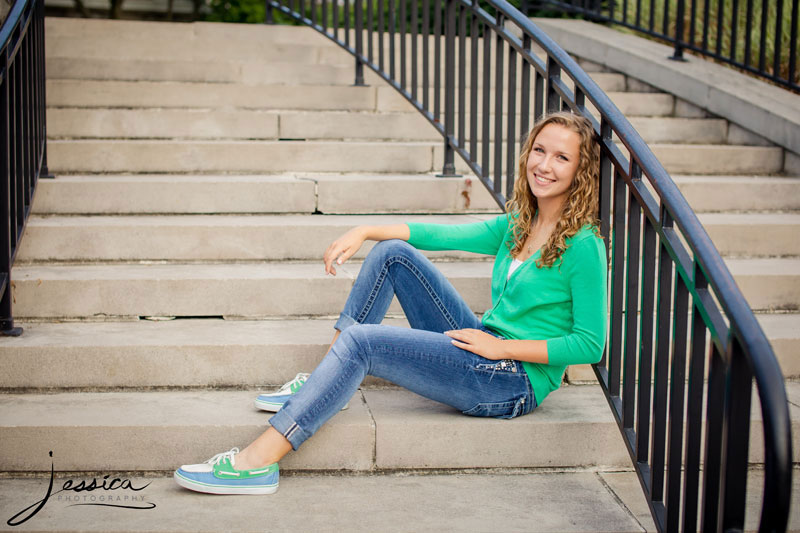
[532,18,800,157]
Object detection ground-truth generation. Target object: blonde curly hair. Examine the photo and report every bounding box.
[505,111,601,268]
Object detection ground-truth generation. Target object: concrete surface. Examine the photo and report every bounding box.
[0,471,649,532]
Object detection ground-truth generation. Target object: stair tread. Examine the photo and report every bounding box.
[0,472,653,532]
[27,212,800,227]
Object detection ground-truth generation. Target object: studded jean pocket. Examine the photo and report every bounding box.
[462,395,527,419]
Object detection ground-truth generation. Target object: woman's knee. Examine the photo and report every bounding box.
[333,324,373,365]
[368,239,415,263]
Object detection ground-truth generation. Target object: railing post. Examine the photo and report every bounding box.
[354,0,365,85]
[545,56,561,114]
[264,0,275,23]
[670,0,686,60]
[1,49,21,338]
[438,0,458,176]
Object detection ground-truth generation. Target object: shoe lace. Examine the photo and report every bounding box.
[205,448,239,466]
[276,372,310,394]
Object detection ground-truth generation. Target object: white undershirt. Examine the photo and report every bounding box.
[507,258,524,279]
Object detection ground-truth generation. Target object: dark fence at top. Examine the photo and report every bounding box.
[0,0,49,337]
[266,0,792,529]
[524,0,799,93]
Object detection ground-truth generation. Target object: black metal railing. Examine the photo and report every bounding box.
[525,0,799,93]
[0,0,49,337]
[266,0,793,530]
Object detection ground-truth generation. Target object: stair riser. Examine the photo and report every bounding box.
[10,270,491,319]
[10,268,796,318]
[434,143,786,176]
[49,108,727,145]
[32,176,800,216]
[16,218,797,261]
[15,222,495,262]
[47,80,378,112]
[675,178,800,212]
[49,141,436,174]
[47,80,673,119]
[29,176,500,215]
[3,318,797,390]
[49,140,784,175]
[47,57,626,91]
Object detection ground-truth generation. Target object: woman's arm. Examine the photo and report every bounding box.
[323,224,410,276]
[445,329,549,364]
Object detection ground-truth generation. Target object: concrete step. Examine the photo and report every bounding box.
[47,52,626,90]
[50,139,784,175]
[674,175,800,212]
[9,261,493,319]
[0,469,666,532]
[47,79,673,119]
[48,140,438,174]
[0,384,793,473]
[438,142,785,176]
[15,214,498,262]
[9,258,798,319]
[695,213,800,257]
[45,18,338,47]
[29,174,501,215]
[47,80,379,112]
[16,212,798,263]
[31,174,800,216]
[3,313,797,390]
[2,467,797,532]
[48,108,727,145]
[0,386,665,472]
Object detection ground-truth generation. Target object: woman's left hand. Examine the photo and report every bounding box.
[445,329,507,360]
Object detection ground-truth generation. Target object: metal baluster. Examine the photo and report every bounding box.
[650,212,675,532]
[681,266,709,532]
[388,0,395,80]
[635,214,657,463]
[718,336,753,532]
[545,56,560,114]
[367,0,373,61]
[411,0,418,101]
[700,343,726,532]
[758,0,768,71]
[481,21,491,183]
[744,0,753,66]
[422,0,429,110]
[355,0,365,85]
[1,52,18,336]
[715,0,724,57]
[493,16,504,196]
[790,0,798,88]
[505,45,516,200]
[399,0,406,90]
[622,176,642,432]
[439,0,457,175]
[469,1,479,160]
[671,0,685,59]
[729,0,738,63]
[433,0,441,120]
[608,168,627,398]
[345,0,351,47]
[457,3,466,149]
[378,0,384,71]
[702,0,710,51]
[519,35,530,148]
[773,0,784,82]
[664,274,690,531]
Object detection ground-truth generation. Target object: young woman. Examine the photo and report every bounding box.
[174,111,608,495]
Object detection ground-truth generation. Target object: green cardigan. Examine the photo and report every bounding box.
[407,214,607,404]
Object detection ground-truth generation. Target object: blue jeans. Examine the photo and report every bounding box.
[269,240,537,450]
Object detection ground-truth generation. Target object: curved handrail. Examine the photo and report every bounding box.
[0,0,49,337]
[267,0,793,529]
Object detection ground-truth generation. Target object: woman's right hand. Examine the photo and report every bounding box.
[324,226,368,276]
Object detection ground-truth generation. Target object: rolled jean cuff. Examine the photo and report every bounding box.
[334,312,358,332]
[268,409,311,451]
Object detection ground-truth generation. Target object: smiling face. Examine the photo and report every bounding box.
[525,123,581,208]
